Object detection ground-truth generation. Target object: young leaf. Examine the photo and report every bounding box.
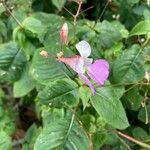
[79,86,91,110]
[130,21,150,36]
[91,86,129,129]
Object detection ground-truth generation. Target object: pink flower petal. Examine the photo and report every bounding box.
[79,73,95,95]
[57,55,84,74]
[87,59,109,86]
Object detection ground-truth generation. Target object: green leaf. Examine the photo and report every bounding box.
[124,87,143,110]
[34,112,89,150]
[130,21,150,36]
[138,104,150,124]
[112,45,145,84]
[92,131,107,150]
[37,79,79,107]
[79,86,91,110]
[22,17,47,42]
[91,86,129,129]
[0,42,26,81]
[132,127,148,140]
[13,63,35,97]
[52,0,66,10]
[95,21,122,49]
[0,131,12,150]
[31,48,69,84]
[22,124,41,150]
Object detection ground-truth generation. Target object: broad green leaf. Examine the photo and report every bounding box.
[34,112,89,150]
[130,21,150,36]
[91,86,129,129]
[52,0,66,10]
[37,79,79,107]
[31,48,69,84]
[0,131,12,150]
[112,45,145,84]
[0,42,26,81]
[22,17,47,42]
[13,63,35,97]
[79,86,91,110]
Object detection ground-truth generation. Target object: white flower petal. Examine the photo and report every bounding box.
[75,40,91,58]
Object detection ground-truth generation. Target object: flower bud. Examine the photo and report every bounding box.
[60,23,68,45]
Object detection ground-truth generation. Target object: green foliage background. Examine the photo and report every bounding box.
[0,0,150,149]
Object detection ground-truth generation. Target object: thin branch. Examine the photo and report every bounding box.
[79,6,94,15]
[74,0,82,25]
[92,0,111,29]
[2,2,23,28]
[116,130,150,149]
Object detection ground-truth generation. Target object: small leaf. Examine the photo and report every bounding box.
[112,45,145,84]
[130,21,150,36]
[13,63,35,97]
[37,79,79,107]
[79,86,91,110]
[52,0,66,10]
[34,112,89,150]
[91,86,129,129]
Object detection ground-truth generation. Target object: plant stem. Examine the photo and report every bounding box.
[116,130,150,149]
[2,2,23,28]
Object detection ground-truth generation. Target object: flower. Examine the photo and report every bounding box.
[57,40,109,94]
[59,23,68,45]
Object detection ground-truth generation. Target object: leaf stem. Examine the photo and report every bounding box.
[116,130,150,149]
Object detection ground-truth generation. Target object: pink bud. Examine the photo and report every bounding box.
[60,23,68,45]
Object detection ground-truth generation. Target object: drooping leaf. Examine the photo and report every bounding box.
[37,78,79,107]
[91,86,129,129]
[0,42,26,81]
[112,45,145,84]
[13,63,35,97]
[130,21,150,36]
[0,131,12,150]
[34,111,89,150]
